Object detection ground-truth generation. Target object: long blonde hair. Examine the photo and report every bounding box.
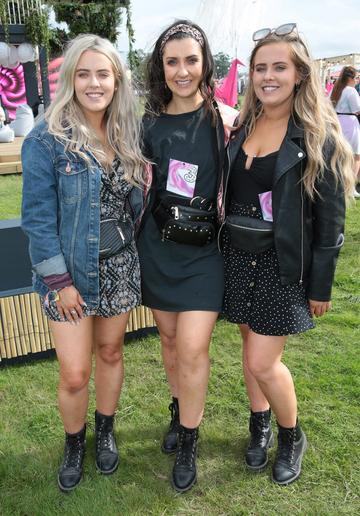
[240,32,354,199]
[46,34,146,185]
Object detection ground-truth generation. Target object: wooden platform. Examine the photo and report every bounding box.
[0,136,24,175]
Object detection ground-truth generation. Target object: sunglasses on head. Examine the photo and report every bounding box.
[252,23,297,42]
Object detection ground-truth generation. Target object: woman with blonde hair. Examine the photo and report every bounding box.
[21,34,146,491]
[221,24,353,485]
[331,65,360,197]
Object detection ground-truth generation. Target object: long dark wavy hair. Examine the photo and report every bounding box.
[145,19,216,122]
[330,65,357,107]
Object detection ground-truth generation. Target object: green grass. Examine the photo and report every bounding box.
[0,174,22,220]
[0,205,359,515]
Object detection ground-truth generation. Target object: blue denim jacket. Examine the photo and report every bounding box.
[21,120,143,308]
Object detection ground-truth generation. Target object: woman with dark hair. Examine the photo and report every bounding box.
[137,20,237,492]
[331,66,360,197]
[221,24,353,486]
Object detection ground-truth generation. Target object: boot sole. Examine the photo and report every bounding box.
[171,473,197,493]
[272,434,308,485]
[95,457,119,475]
[57,475,82,493]
[245,432,275,472]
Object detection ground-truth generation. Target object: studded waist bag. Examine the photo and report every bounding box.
[152,201,217,246]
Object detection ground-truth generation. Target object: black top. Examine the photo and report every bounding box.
[142,104,218,205]
[137,104,224,312]
[229,146,277,207]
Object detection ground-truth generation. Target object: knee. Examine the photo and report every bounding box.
[247,357,275,382]
[60,368,91,394]
[160,331,176,350]
[178,346,208,371]
[97,341,123,365]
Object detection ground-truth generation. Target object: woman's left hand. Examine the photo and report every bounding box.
[309,299,331,317]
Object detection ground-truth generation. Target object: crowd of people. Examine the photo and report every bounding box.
[21,20,355,494]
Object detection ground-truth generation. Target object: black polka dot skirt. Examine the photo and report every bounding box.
[222,202,314,336]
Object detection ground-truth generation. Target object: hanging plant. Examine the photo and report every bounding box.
[0,0,10,42]
[25,8,51,55]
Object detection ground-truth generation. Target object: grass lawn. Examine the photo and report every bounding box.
[0,174,22,220]
[0,203,359,514]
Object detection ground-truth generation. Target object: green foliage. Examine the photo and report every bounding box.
[25,7,51,54]
[52,1,125,44]
[129,48,149,90]
[214,51,232,78]
[0,0,9,42]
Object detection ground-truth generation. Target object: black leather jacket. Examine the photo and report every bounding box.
[222,117,346,302]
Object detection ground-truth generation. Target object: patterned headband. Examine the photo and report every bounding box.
[160,24,205,55]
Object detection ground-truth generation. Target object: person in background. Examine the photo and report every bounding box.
[221,23,353,485]
[331,66,360,197]
[137,20,238,492]
[21,34,146,492]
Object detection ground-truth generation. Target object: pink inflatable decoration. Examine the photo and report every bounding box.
[0,64,27,119]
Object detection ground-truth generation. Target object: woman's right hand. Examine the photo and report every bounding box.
[55,286,86,324]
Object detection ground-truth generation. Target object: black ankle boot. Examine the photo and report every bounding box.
[272,421,307,485]
[95,410,119,474]
[172,425,198,492]
[58,425,86,492]
[245,409,274,471]
[161,397,180,454]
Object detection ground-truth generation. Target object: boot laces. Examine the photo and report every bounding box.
[175,431,197,467]
[96,420,112,452]
[168,402,180,433]
[277,427,296,464]
[64,435,83,469]
[249,414,269,447]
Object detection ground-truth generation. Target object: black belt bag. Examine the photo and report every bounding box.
[225,214,274,253]
[99,216,134,260]
[153,201,217,246]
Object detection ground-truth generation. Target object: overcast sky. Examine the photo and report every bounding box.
[117,0,360,63]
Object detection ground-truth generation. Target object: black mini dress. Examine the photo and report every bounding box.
[137,105,224,312]
[222,147,314,336]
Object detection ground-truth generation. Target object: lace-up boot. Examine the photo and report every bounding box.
[172,425,199,492]
[245,409,274,471]
[272,421,307,485]
[95,410,119,474]
[58,425,86,492]
[161,397,180,454]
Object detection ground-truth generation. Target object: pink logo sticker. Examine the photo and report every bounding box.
[258,191,273,221]
[166,158,198,198]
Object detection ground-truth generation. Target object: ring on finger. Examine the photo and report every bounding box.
[70,309,77,315]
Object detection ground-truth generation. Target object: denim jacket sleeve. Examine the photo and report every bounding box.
[21,135,68,277]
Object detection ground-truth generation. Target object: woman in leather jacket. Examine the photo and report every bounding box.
[221,25,354,485]
[21,35,146,492]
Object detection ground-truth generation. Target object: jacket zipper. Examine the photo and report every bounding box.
[299,168,304,285]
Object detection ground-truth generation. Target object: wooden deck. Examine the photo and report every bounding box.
[0,137,24,175]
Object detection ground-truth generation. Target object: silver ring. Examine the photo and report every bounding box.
[70,310,77,315]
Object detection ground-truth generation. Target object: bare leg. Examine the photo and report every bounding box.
[176,311,218,428]
[50,317,93,434]
[245,330,297,427]
[152,309,178,398]
[94,311,130,415]
[239,324,270,412]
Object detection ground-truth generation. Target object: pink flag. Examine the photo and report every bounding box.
[215,58,244,107]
